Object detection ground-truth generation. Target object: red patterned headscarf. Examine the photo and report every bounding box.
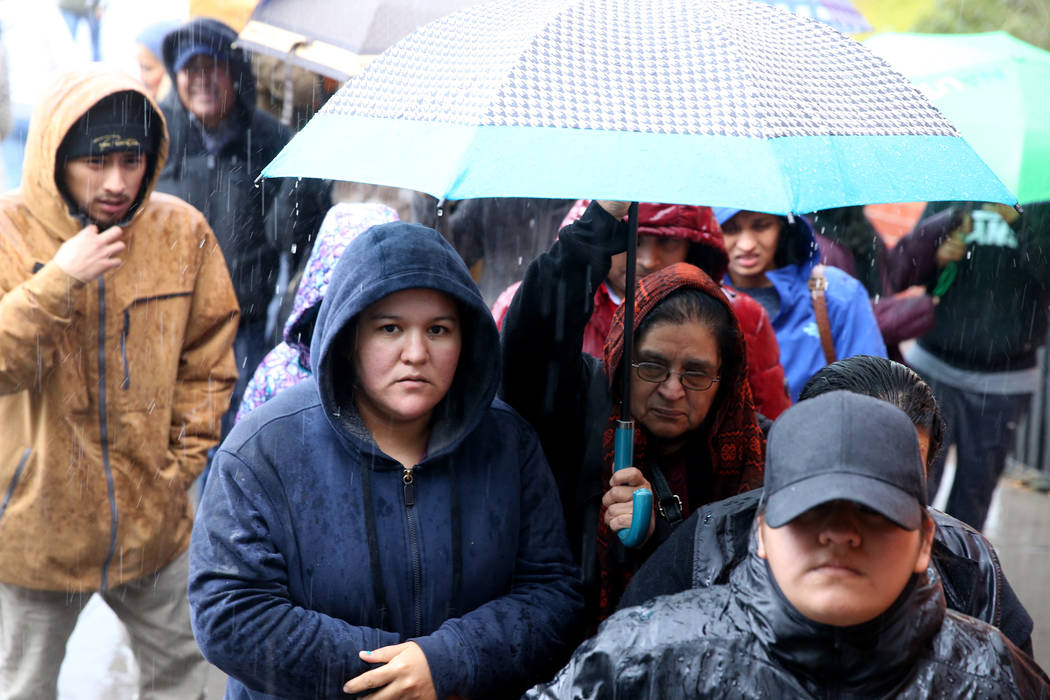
[595,262,765,619]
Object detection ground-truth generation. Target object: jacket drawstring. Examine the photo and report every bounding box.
[120,310,130,390]
[360,460,389,630]
[96,278,119,590]
[447,458,461,620]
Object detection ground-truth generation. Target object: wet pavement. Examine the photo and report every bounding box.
[985,476,1050,672]
[57,595,227,698]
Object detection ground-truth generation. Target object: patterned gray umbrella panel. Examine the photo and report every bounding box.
[264,0,1014,213]
[261,0,1013,548]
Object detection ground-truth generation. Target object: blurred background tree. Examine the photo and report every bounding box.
[854,0,934,33]
[856,0,1050,52]
[914,0,1050,51]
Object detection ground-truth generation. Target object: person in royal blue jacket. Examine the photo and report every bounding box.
[715,208,886,399]
[188,221,584,700]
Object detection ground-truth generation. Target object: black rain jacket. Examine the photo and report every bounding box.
[530,539,1049,699]
[620,488,1035,655]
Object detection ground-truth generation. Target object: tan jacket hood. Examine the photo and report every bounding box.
[22,68,169,239]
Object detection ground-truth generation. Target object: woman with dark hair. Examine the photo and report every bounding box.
[716,209,886,400]
[189,222,583,699]
[501,200,764,629]
[799,354,944,472]
[619,355,1034,656]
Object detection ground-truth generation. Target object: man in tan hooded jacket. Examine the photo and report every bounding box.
[0,68,238,698]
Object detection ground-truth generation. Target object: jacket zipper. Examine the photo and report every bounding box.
[0,447,32,523]
[119,293,193,390]
[97,279,118,590]
[403,466,424,638]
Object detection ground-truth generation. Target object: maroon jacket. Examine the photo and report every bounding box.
[814,208,961,363]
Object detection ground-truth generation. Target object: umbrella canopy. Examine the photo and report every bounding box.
[263,0,1013,213]
[236,0,481,81]
[760,0,871,34]
[865,31,1050,205]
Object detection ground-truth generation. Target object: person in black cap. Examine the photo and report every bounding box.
[0,67,239,697]
[155,17,330,441]
[528,391,1049,699]
[618,355,1036,654]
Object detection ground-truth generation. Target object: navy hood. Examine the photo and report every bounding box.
[310,221,501,459]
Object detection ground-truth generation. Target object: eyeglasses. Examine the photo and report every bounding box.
[631,362,720,391]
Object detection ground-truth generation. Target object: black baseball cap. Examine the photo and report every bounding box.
[761,391,927,530]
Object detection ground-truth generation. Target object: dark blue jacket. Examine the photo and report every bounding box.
[189,222,583,699]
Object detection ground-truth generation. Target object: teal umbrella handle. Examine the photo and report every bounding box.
[615,203,650,549]
[614,419,652,548]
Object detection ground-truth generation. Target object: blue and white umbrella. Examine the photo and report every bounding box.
[263,0,1014,213]
[263,0,1014,546]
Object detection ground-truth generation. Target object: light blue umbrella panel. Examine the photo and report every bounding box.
[264,0,1015,214]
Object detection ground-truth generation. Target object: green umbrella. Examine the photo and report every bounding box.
[865,31,1050,205]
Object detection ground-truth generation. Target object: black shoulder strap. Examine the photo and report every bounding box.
[648,463,684,526]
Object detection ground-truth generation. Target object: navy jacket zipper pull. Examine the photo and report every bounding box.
[402,467,415,507]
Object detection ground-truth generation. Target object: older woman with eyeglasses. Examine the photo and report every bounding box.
[501,200,764,633]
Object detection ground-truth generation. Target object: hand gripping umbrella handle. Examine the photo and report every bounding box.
[613,419,652,548]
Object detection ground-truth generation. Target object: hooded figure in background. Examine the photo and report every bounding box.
[529,392,1049,699]
[501,200,764,630]
[190,222,583,699]
[155,17,331,434]
[134,19,179,102]
[235,202,399,422]
[0,67,238,698]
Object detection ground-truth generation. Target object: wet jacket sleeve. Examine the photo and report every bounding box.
[884,208,961,292]
[618,509,697,609]
[188,447,402,698]
[501,200,625,417]
[0,261,84,395]
[871,294,936,348]
[413,425,584,699]
[825,267,887,360]
[499,201,626,495]
[268,175,332,260]
[523,597,734,700]
[1016,201,1050,282]
[168,223,239,486]
[933,515,1035,656]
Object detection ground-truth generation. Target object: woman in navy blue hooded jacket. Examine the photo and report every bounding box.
[188,221,583,699]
